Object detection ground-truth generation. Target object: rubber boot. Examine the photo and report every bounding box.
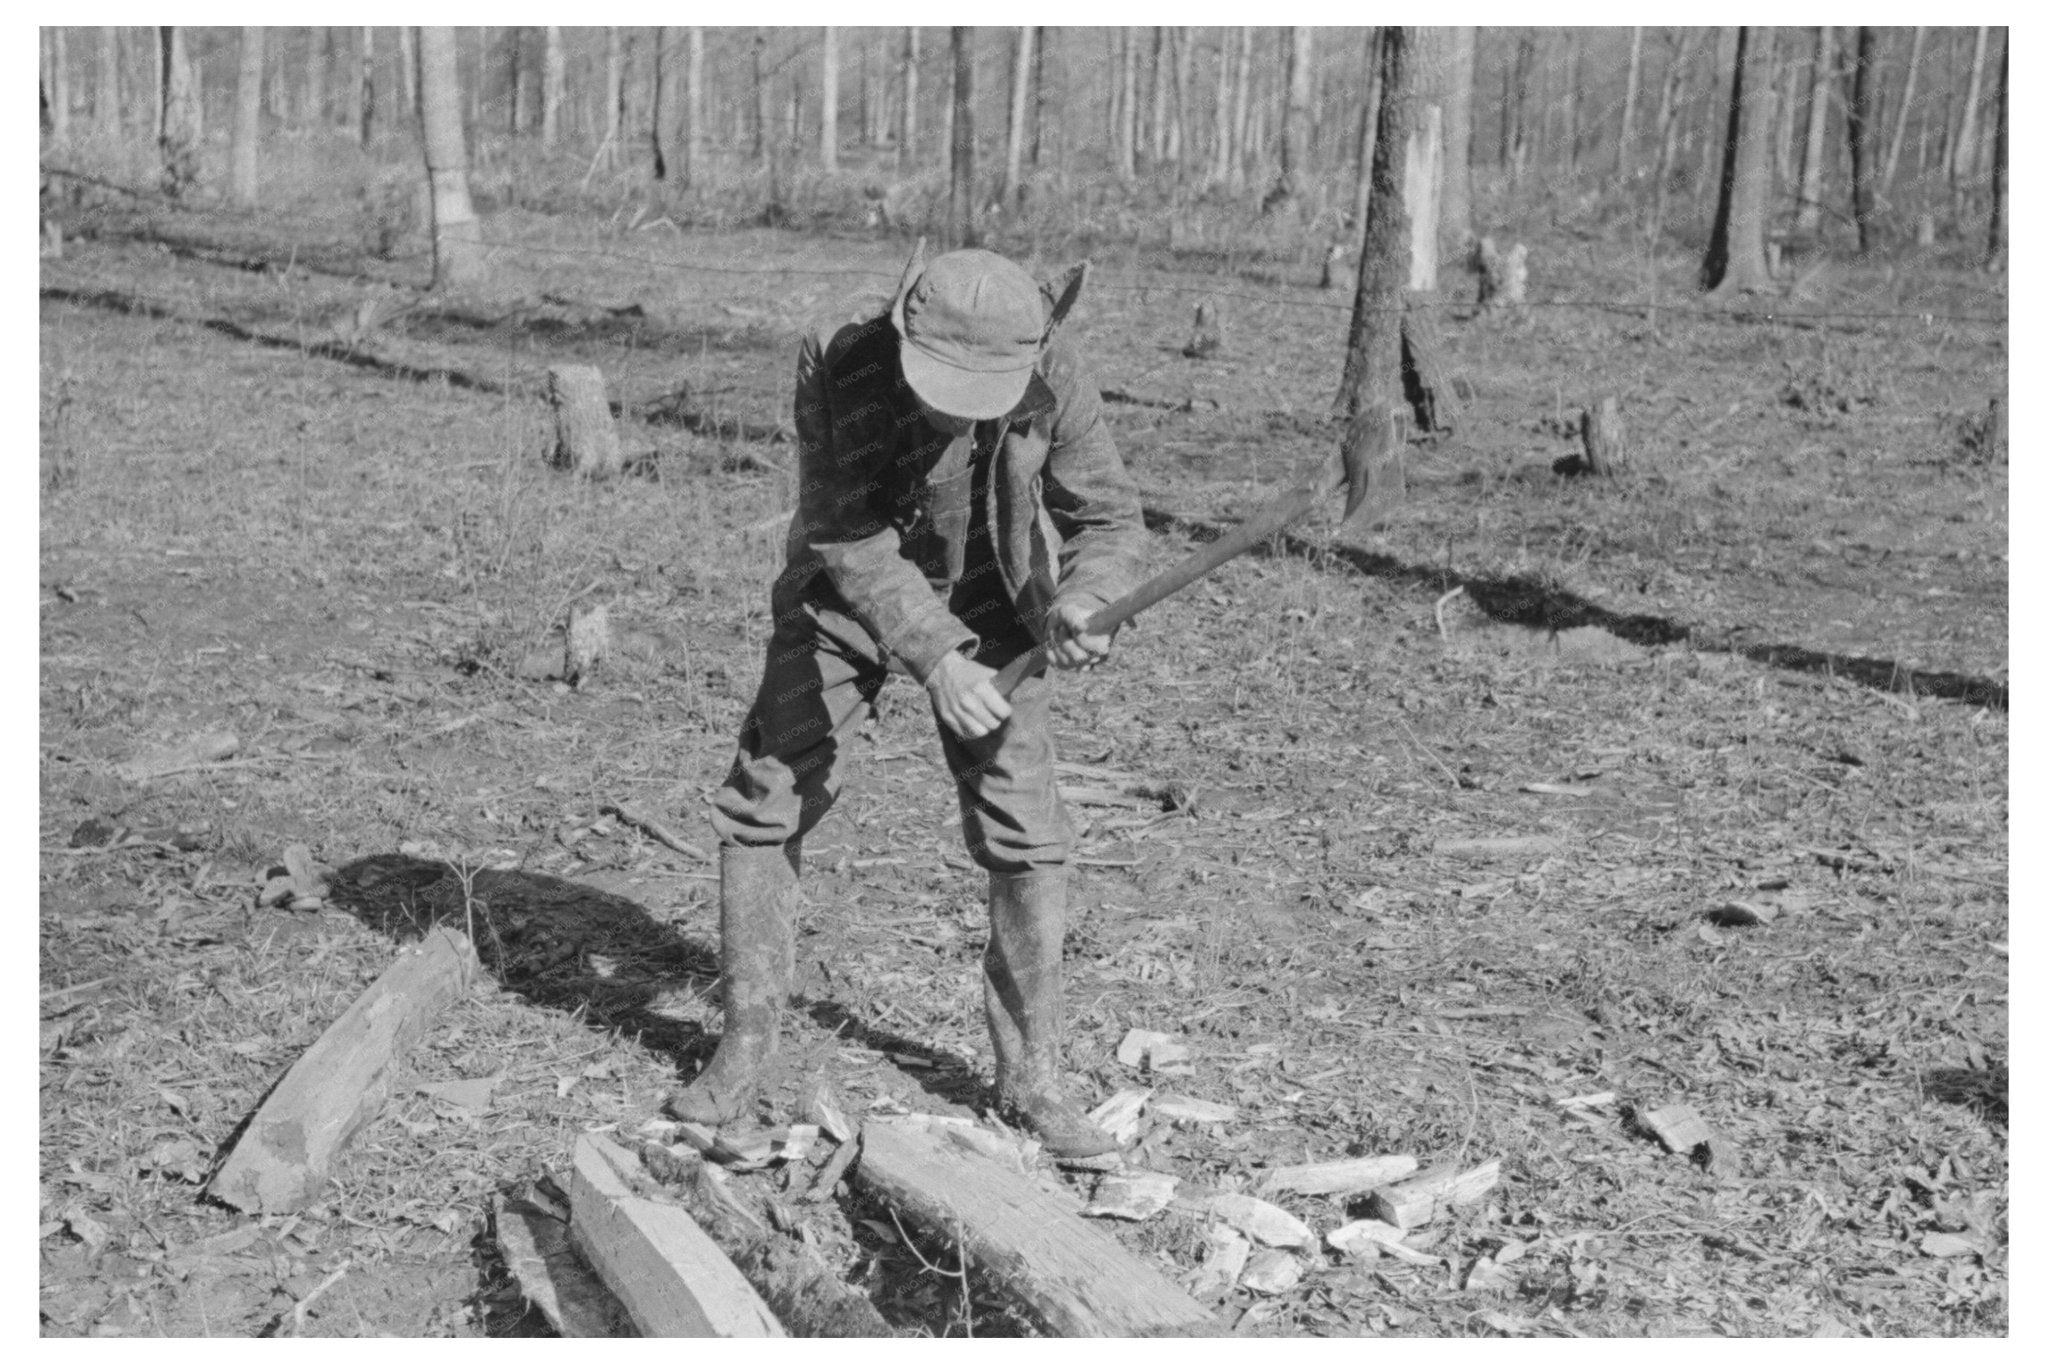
[667,843,798,1126]
[983,868,1118,1158]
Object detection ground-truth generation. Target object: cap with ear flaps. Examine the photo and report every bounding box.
[891,248,1047,420]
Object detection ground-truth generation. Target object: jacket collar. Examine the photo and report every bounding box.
[1004,371,1057,426]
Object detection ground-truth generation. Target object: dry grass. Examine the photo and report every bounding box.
[39,144,2005,1337]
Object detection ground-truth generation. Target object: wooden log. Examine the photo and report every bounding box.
[1580,396,1628,476]
[636,1140,892,1335]
[856,1118,1220,1337]
[209,927,478,1215]
[495,1192,638,1337]
[568,1134,786,1337]
[1361,1158,1501,1230]
[547,363,623,479]
[1258,1153,1418,1198]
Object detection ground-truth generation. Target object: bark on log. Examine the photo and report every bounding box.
[1580,397,1627,476]
[568,1134,786,1337]
[210,927,479,1214]
[855,1118,1220,1337]
[495,1192,639,1336]
[1399,291,1460,437]
[548,365,623,479]
[636,1140,893,1336]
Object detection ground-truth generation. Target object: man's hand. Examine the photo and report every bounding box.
[1048,600,1114,671]
[927,651,1013,740]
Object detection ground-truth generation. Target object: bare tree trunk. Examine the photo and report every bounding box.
[1847,26,1877,253]
[1272,26,1313,203]
[419,27,485,289]
[1002,27,1033,209]
[232,28,263,207]
[1209,29,1234,188]
[357,27,374,146]
[899,27,918,170]
[96,26,121,137]
[1338,26,1413,421]
[1647,28,1695,239]
[1169,27,1190,178]
[398,26,416,126]
[1795,27,1832,234]
[821,26,839,172]
[158,27,201,197]
[1149,28,1170,166]
[1950,25,1988,205]
[1351,28,1383,233]
[753,32,770,167]
[508,27,525,136]
[1617,26,1643,176]
[542,27,563,145]
[948,27,977,248]
[1880,26,1924,194]
[1986,28,2006,268]
[602,28,622,164]
[1561,29,1581,171]
[1508,31,1535,186]
[1440,26,1475,253]
[685,27,703,186]
[1117,26,1139,180]
[48,27,70,145]
[1229,26,1254,192]
[1030,27,1047,169]
[1701,26,1776,293]
[1406,28,1448,292]
[651,27,674,178]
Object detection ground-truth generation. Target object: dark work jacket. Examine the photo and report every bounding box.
[780,312,1148,681]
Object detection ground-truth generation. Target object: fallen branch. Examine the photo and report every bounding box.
[602,802,712,862]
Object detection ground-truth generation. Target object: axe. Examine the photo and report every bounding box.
[991,406,1402,696]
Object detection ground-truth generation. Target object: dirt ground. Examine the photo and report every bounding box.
[38,173,2006,1337]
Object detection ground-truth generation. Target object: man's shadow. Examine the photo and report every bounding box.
[327,853,985,1113]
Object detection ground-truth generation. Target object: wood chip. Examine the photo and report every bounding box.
[1186,1226,1250,1300]
[802,1084,855,1144]
[1081,1171,1180,1222]
[1259,1153,1417,1198]
[1326,1218,1445,1267]
[1239,1249,1302,1295]
[1638,1105,1720,1167]
[1209,1193,1314,1248]
[1361,1159,1502,1230]
[1150,1094,1237,1125]
[1086,1087,1152,1144]
[1115,1029,1190,1070]
[1920,1231,1984,1259]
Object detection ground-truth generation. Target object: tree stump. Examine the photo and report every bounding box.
[1399,292,1462,438]
[1319,241,1347,290]
[565,603,610,688]
[1474,238,1529,313]
[549,365,623,479]
[1580,397,1627,477]
[1182,300,1224,358]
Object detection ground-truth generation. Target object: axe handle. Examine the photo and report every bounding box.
[990,451,1347,697]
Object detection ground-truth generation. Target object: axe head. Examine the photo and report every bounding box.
[1038,260,1089,341]
[1334,404,1406,538]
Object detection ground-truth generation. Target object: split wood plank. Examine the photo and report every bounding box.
[1259,1153,1419,1198]
[856,1117,1220,1338]
[567,1133,786,1338]
[209,926,479,1215]
[495,1192,638,1337]
[1362,1158,1502,1230]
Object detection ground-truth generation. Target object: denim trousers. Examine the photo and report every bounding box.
[710,586,1071,875]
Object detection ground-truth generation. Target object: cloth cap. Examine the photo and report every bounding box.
[892,249,1046,420]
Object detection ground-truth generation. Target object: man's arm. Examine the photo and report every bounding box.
[1036,338,1150,621]
[792,325,978,682]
